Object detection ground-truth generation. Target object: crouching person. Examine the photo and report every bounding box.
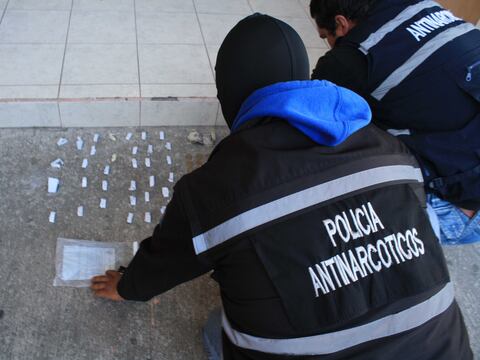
[91,14,473,360]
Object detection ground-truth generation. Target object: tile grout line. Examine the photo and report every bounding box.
[56,0,74,102]
[245,0,255,14]
[191,0,216,82]
[133,0,142,127]
[0,0,11,25]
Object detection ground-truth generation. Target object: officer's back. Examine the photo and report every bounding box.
[175,14,473,360]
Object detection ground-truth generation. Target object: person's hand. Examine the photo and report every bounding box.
[90,270,125,301]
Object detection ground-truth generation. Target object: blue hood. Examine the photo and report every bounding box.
[231,80,372,146]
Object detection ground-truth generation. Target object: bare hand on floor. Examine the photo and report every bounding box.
[90,270,124,301]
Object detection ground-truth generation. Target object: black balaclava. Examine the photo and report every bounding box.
[215,14,310,128]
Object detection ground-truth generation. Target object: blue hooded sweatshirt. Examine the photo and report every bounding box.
[231,80,372,146]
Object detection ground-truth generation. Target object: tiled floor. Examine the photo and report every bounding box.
[0,0,328,127]
[0,0,328,110]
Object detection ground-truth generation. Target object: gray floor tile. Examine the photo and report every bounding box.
[248,0,307,18]
[136,12,203,44]
[7,0,72,10]
[73,0,134,11]
[194,0,252,14]
[139,44,213,84]
[197,13,245,45]
[68,10,136,44]
[62,44,139,84]
[0,44,65,85]
[0,10,70,43]
[135,0,195,13]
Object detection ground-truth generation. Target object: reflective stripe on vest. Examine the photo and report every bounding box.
[192,165,423,255]
[372,22,476,100]
[359,0,440,54]
[222,282,454,356]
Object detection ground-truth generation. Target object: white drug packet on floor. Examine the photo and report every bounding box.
[130,195,136,206]
[147,144,153,154]
[102,180,108,191]
[49,211,56,223]
[93,133,99,143]
[104,165,110,175]
[144,191,150,203]
[127,213,134,224]
[48,177,60,193]
[132,159,138,169]
[145,158,151,168]
[53,238,136,287]
[90,145,96,156]
[76,137,83,150]
[149,175,155,188]
[100,198,107,209]
[165,142,172,151]
[77,206,84,217]
[160,206,166,214]
[162,187,169,198]
[132,146,138,155]
[166,155,172,165]
[82,177,88,188]
[57,138,68,146]
[129,180,136,191]
[144,212,152,223]
[168,172,174,183]
[81,159,88,169]
[159,131,165,140]
[141,131,147,140]
[126,132,133,141]
[50,158,64,169]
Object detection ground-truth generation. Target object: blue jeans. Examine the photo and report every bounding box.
[203,308,223,360]
[427,194,480,245]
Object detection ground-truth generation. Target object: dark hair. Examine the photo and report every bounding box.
[310,0,377,34]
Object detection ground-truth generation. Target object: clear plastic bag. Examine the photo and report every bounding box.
[53,238,138,287]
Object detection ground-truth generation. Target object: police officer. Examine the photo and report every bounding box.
[309,0,480,245]
[91,14,473,360]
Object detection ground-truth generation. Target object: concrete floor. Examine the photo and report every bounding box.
[0,127,478,359]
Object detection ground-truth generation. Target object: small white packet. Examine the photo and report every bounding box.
[130,195,137,206]
[90,145,96,156]
[93,133,99,143]
[102,180,108,191]
[129,180,136,191]
[57,138,68,146]
[160,206,166,214]
[82,177,88,188]
[77,206,84,217]
[100,198,107,209]
[144,192,150,203]
[166,155,172,165]
[149,175,155,188]
[162,187,170,198]
[126,132,133,141]
[132,146,138,155]
[145,158,151,168]
[132,159,138,169]
[144,212,152,223]
[49,211,56,223]
[48,177,59,193]
[76,137,84,150]
[81,159,88,169]
[141,131,147,140]
[159,131,165,140]
[104,165,110,175]
[127,213,134,224]
[165,142,172,151]
[147,144,153,154]
[168,172,174,183]
[50,158,64,169]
